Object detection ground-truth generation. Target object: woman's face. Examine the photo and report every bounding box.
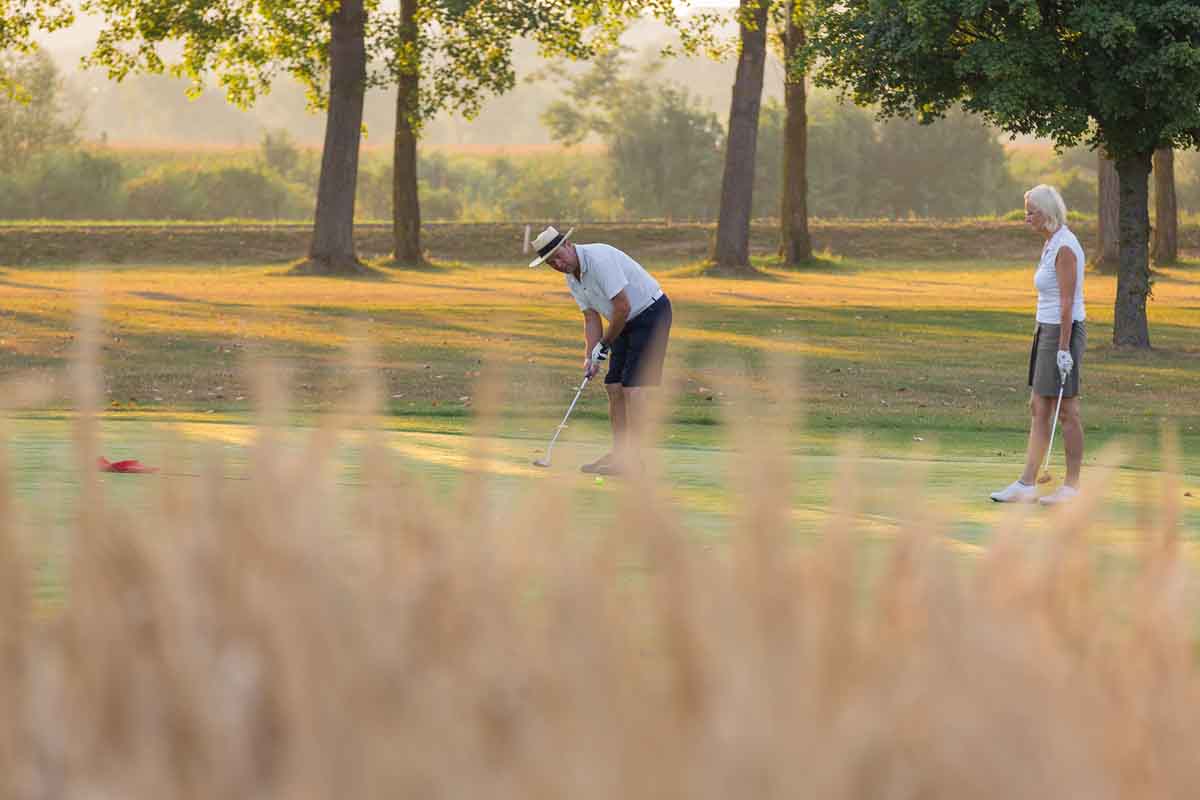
[1024,200,1046,233]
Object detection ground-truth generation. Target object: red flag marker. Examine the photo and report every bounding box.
[98,457,159,474]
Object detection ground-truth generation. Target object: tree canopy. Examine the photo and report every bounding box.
[808,1,1200,159]
[543,51,725,220]
[0,0,72,52]
[84,0,669,122]
[0,0,74,95]
[0,49,77,170]
[84,0,675,267]
[808,0,1200,347]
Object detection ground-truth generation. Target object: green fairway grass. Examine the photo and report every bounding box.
[1,254,1196,438]
[6,415,1198,609]
[1,253,1197,580]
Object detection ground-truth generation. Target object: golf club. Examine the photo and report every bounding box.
[1038,373,1066,484]
[533,374,590,468]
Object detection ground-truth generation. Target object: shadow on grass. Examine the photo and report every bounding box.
[762,252,853,274]
[1153,262,1200,286]
[666,251,865,280]
[280,257,391,280]
[666,260,783,281]
[0,276,69,293]
[382,255,469,274]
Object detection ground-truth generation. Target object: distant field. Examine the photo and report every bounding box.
[2,252,1198,584]
[1,254,1197,457]
[416,142,608,157]
[6,218,1200,266]
[92,140,608,156]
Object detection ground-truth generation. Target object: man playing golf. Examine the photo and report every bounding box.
[529,226,673,476]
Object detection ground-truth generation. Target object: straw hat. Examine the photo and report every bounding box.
[528,225,575,268]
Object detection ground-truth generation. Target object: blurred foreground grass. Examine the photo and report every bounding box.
[2,156,1200,795]
[2,343,1199,797]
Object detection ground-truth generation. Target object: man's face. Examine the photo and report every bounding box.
[545,243,578,274]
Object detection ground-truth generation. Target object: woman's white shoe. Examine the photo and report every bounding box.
[990,480,1039,503]
[1038,485,1079,505]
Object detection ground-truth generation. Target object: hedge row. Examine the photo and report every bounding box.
[0,219,1154,266]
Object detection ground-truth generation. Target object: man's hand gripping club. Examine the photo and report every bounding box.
[585,341,609,379]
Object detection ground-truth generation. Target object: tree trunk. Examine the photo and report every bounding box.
[1113,153,1153,349]
[392,0,423,266]
[301,0,368,275]
[1153,146,1178,265]
[1094,152,1120,274]
[778,0,812,265]
[711,0,769,270]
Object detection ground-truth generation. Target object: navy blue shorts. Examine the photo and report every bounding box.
[606,294,672,387]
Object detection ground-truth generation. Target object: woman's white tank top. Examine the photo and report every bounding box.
[1035,225,1086,324]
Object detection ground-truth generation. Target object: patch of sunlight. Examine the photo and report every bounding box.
[108,307,349,349]
[170,422,258,446]
[791,505,834,526]
[674,279,1028,312]
[1,302,76,326]
[942,538,986,556]
[669,485,734,515]
[0,339,64,357]
[679,328,852,358]
[389,435,538,478]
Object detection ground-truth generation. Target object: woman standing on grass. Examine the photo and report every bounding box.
[991,184,1087,505]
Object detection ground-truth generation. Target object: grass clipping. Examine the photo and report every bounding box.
[1,319,1199,798]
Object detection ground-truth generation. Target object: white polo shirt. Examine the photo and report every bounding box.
[566,243,663,322]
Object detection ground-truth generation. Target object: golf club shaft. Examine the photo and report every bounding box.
[542,375,589,459]
[1042,379,1065,475]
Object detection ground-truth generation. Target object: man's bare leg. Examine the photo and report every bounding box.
[620,385,649,473]
[583,383,626,470]
[607,382,628,463]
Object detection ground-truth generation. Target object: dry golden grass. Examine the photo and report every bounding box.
[411,142,608,157]
[3,258,1199,443]
[82,140,265,155]
[1,316,1199,798]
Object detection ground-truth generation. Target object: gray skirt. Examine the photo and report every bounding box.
[1028,321,1086,397]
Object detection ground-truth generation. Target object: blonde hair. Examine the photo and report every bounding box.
[1024,184,1068,233]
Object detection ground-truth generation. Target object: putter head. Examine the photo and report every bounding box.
[532,457,551,468]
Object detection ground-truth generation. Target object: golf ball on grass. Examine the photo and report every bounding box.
[594,476,605,486]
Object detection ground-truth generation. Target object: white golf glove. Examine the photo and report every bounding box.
[1056,349,1074,382]
[585,342,609,378]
